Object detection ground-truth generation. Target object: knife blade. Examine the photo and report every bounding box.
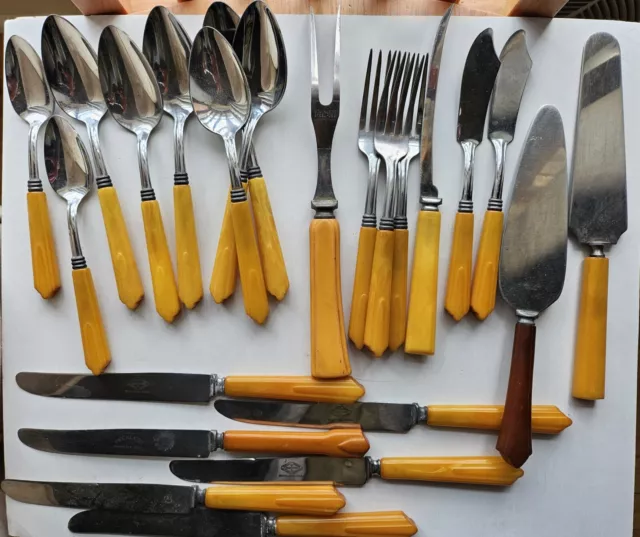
[213,399,572,434]
[68,508,419,537]
[569,32,626,401]
[1,480,345,516]
[170,455,523,487]
[15,372,365,403]
[19,427,370,458]
[445,28,500,322]
[471,29,532,320]
[497,105,568,468]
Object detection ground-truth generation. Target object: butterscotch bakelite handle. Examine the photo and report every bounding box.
[27,191,61,299]
[204,484,344,515]
[224,375,365,403]
[276,511,417,537]
[210,191,238,303]
[389,228,409,351]
[470,210,503,320]
[572,256,609,400]
[223,429,370,457]
[445,211,474,321]
[379,456,523,486]
[348,226,377,349]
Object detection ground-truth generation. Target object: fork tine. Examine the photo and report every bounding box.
[395,53,416,135]
[310,8,319,101]
[416,54,428,132]
[359,50,373,132]
[403,54,425,137]
[386,52,406,135]
[375,51,397,134]
[333,3,341,100]
[369,51,382,132]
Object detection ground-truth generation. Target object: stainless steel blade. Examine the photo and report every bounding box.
[570,32,626,248]
[499,105,568,315]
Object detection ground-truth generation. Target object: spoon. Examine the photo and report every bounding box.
[41,15,144,310]
[203,2,240,41]
[190,27,268,324]
[5,36,60,299]
[144,6,203,310]
[43,116,110,375]
[98,25,180,323]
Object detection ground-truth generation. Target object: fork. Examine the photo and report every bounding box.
[363,52,414,356]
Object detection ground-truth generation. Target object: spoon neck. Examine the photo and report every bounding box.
[136,131,154,195]
[66,200,85,266]
[172,114,188,176]
[85,118,108,179]
[27,122,43,188]
[239,117,258,172]
[222,135,243,191]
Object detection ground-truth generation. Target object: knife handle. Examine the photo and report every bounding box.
[224,375,365,403]
[364,229,394,356]
[174,182,203,309]
[470,209,503,320]
[426,405,572,434]
[204,484,345,515]
[276,511,417,537]
[348,226,377,349]
[72,266,110,375]
[405,210,441,355]
[248,176,288,300]
[389,227,409,351]
[572,256,609,400]
[230,195,269,324]
[309,218,351,378]
[97,184,144,309]
[496,320,536,468]
[223,429,369,457]
[141,199,181,323]
[27,191,61,299]
[445,211,473,321]
[379,456,523,486]
[210,190,238,303]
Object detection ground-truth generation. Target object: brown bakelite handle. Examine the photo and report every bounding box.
[496,320,536,468]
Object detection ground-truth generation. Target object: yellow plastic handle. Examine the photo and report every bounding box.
[380,456,523,486]
[426,405,573,434]
[26,191,60,299]
[248,176,288,300]
[389,228,409,351]
[230,197,269,324]
[445,211,474,321]
[223,429,370,457]
[210,190,238,303]
[174,184,203,309]
[406,211,441,355]
[364,229,394,357]
[97,186,143,309]
[141,200,180,323]
[204,484,345,515]
[470,210,503,321]
[572,256,609,400]
[224,375,365,403]
[71,267,110,375]
[309,219,350,379]
[348,226,377,349]
[276,511,418,537]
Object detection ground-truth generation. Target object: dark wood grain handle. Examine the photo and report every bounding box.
[496,320,536,468]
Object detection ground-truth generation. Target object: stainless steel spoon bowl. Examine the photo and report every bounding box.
[203,2,240,41]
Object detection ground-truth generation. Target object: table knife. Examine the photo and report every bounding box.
[405,6,452,355]
[213,399,571,434]
[16,372,365,403]
[445,29,500,321]
[171,455,523,487]
[19,427,370,458]
[570,33,626,401]
[497,105,568,468]
[471,30,531,320]
[1,480,344,516]
[68,508,418,537]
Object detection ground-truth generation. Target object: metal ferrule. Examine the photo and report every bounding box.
[174,172,189,186]
[394,215,408,230]
[265,516,277,537]
[368,457,381,478]
[247,165,262,180]
[140,188,156,202]
[71,255,87,270]
[27,179,43,192]
[515,309,539,324]
[590,245,606,258]
[487,198,503,211]
[230,187,247,203]
[379,216,394,231]
[96,175,113,189]
[361,214,377,228]
[210,430,224,451]
[195,486,206,506]
[459,139,477,212]
[458,199,473,213]
[210,375,225,398]
[420,196,443,211]
[415,403,427,423]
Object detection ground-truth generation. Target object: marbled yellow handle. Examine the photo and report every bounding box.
[572,256,609,400]
[141,199,180,323]
[309,218,350,379]
[405,211,441,355]
[210,191,238,303]
[27,191,60,299]
[248,176,288,300]
[276,511,418,537]
[445,211,474,321]
[379,456,523,486]
[97,186,143,309]
[348,226,377,349]
[389,228,409,351]
[174,183,203,309]
[470,210,503,321]
[72,267,110,375]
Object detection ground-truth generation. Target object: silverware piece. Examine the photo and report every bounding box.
[204,1,240,41]
[43,116,110,375]
[497,105,568,468]
[5,35,60,298]
[570,32,626,400]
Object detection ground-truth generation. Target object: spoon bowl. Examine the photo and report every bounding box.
[203,2,240,41]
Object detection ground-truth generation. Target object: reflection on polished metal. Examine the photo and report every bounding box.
[204,2,240,41]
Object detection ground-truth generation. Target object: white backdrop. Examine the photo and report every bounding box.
[2,13,639,537]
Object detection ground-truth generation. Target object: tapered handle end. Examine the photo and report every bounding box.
[348,226,377,349]
[210,191,238,303]
[389,228,409,351]
[276,511,418,537]
[471,210,503,320]
[445,211,474,321]
[174,183,203,309]
[26,191,60,299]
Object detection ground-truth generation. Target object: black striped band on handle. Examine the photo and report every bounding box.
[71,255,87,270]
[141,188,156,202]
[174,172,189,186]
[27,179,43,192]
[96,175,113,189]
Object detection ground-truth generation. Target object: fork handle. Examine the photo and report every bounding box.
[389,227,409,351]
[348,225,377,349]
